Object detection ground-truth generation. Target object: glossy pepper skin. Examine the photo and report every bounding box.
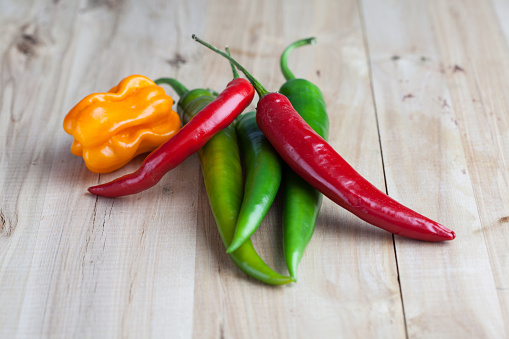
[257,94,455,241]
[159,78,292,285]
[279,38,330,279]
[88,77,255,197]
[193,35,456,242]
[63,75,181,173]
[226,111,282,253]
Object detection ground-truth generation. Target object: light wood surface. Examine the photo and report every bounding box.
[1,0,508,337]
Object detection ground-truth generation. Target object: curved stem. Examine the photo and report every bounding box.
[205,88,220,96]
[192,34,269,98]
[225,46,239,79]
[280,37,317,81]
[154,78,189,97]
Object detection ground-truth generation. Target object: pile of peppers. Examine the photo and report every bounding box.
[64,37,455,285]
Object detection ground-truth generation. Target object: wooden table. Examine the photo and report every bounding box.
[1,0,508,337]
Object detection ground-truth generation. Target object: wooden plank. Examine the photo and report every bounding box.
[428,0,509,331]
[3,0,508,337]
[0,0,205,337]
[0,0,84,336]
[192,0,405,337]
[360,0,507,337]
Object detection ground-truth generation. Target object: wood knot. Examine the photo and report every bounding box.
[16,33,40,57]
[402,93,415,101]
[167,53,187,69]
[0,211,5,231]
[15,23,42,58]
[498,216,509,223]
[161,185,174,196]
[452,64,465,73]
[0,210,17,238]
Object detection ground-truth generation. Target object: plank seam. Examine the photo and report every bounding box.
[356,1,409,338]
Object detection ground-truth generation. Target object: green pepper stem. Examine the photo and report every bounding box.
[225,46,239,79]
[280,37,317,81]
[154,78,189,97]
[192,34,270,98]
[205,88,220,96]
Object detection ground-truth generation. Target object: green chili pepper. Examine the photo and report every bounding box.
[226,111,283,253]
[154,75,292,285]
[278,37,330,280]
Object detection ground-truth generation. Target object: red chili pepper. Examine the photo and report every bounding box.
[88,78,255,197]
[193,35,455,242]
[257,94,455,241]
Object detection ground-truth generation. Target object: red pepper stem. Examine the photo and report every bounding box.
[280,37,317,81]
[192,34,270,98]
[225,46,239,79]
[154,78,188,97]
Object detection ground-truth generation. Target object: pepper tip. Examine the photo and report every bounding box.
[87,186,98,196]
[226,237,245,253]
[438,224,456,241]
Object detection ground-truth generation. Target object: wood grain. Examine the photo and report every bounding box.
[429,0,509,333]
[360,0,506,337]
[0,0,508,337]
[191,1,405,338]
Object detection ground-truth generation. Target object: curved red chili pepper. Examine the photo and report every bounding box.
[88,78,255,198]
[257,93,455,241]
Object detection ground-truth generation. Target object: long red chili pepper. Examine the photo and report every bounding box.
[88,78,255,197]
[257,95,455,241]
[193,35,455,242]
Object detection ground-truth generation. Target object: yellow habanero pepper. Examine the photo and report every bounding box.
[63,75,181,173]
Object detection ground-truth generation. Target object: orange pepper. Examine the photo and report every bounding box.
[63,75,181,173]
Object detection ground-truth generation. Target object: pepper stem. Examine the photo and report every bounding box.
[205,88,220,96]
[192,34,270,98]
[280,37,317,81]
[225,46,239,79]
[154,78,189,97]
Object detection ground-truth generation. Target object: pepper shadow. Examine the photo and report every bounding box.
[315,204,455,247]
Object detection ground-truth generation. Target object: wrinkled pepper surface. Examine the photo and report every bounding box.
[63,75,181,173]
